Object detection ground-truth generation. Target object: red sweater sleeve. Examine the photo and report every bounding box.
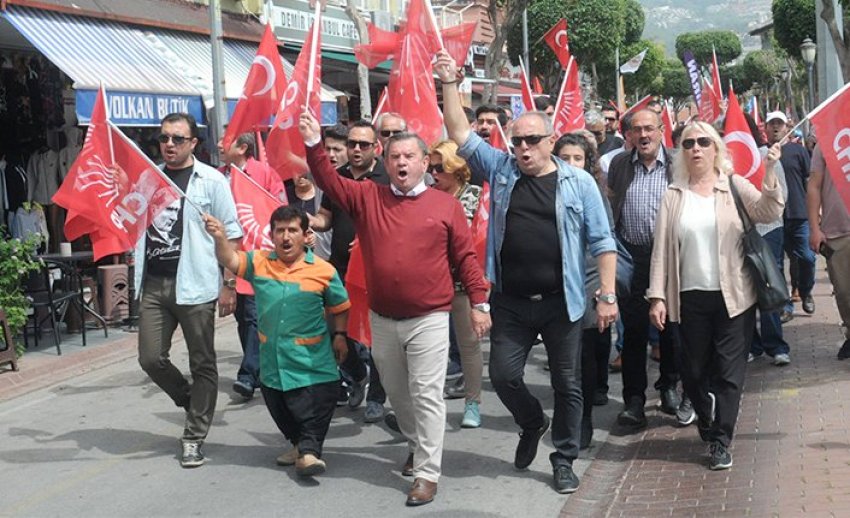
[305,143,364,215]
[448,199,488,305]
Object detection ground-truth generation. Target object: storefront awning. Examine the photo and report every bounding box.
[2,5,342,126]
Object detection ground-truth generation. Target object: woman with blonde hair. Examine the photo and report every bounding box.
[647,121,783,470]
[429,140,486,429]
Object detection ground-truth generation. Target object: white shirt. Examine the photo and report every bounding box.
[678,190,721,292]
[390,180,427,197]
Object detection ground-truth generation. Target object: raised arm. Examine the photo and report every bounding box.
[434,49,471,147]
[203,213,240,274]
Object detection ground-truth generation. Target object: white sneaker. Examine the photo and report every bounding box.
[773,353,791,366]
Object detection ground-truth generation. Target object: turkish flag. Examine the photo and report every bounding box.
[543,19,571,68]
[345,240,371,346]
[221,24,287,150]
[53,86,180,260]
[552,56,584,137]
[723,87,765,190]
[266,21,322,181]
[442,22,477,70]
[386,0,444,145]
[518,58,535,113]
[809,82,850,213]
[469,182,490,272]
[661,104,675,149]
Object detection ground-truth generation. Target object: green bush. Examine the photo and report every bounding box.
[0,231,45,357]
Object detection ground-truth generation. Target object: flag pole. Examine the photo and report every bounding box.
[423,0,445,49]
[230,164,281,203]
[778,81,850,145]
[306,1,322,109]
[553,56,573,117]
[100,84,116,165]
[107,120,205,215]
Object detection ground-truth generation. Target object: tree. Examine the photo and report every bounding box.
[675,30,743,66]
[595,40,664,100]
[742,49,782,88]
[820,0,850,82]
[772,0,817,59]
[344,2,372,119]
[622,0,645,45]
[659,60,693,101]
[483,0,531,105]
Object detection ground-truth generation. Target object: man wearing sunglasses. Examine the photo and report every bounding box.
[586,110,623,156]
[375,112,407,149]
[436,49,618,495]
[136,113,242,468]
[308,119,391,424]
[602,107,620,136]
[607,108,682,431]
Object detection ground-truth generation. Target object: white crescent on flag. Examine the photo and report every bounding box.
[246,56,276,98]
[723,131,762,179]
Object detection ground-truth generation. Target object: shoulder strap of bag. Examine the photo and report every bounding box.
[727,176,754,233]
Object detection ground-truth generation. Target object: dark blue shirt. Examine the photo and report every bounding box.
[779,142,810,220]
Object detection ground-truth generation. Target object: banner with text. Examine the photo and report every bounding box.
[76,90,205,126]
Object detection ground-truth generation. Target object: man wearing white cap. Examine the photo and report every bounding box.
[765,111,816,323]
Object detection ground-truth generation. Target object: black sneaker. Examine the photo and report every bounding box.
[676,396,696,426]
[384,411,401,433]
[593,390,609,406]
[659,387,681,415]
[617,396,647,429]
[348,377,367,409]
[802,295,815,314]
[838,340,850,360]
[514,414,550,469]
[232,380,254,400]
[553,465,580,494]
[180,440,205,468]
[708,442,732,470]
[336,382,349,407]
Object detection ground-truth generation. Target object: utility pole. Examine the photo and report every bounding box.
[522,9,529,76]
[209,0,227,164]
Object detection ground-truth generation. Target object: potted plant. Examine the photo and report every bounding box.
[0,232,44,357]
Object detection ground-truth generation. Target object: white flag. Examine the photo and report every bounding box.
[619,48,648,74]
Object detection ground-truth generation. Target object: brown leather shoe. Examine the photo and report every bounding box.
[608,353,622,372]
[406,478,437,506]
[401,453,414,477]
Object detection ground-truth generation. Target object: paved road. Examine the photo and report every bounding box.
[0,319,624,517]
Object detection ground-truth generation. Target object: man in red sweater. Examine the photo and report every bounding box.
[299,110,491,507]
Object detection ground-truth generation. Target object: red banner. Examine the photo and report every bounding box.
[442,22,477,71]
[552,57,584,137]
[723,88,765,190]
[661,104,675,149]
[221,24,287,150]
[809,82,850,214]
[543,19,571,68]
[230,165,282,251]
[345,240,371,346]
[469,182,490,272]
[518,58,535,113]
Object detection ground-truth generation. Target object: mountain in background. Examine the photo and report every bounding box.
[639,0,773,58]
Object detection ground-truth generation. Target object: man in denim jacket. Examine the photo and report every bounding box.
[435,50,618,494]
[134,113,242,468]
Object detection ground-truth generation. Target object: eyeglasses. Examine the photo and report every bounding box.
[604,117,617,122]
[428,164,445,174]
[630,125,659,135]
[346,139,375,150]
[681,137,713,150]
[380,129,401,138]
[158,134,191,145]
[510,134,550,147]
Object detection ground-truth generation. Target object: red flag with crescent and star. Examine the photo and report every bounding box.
[723,87,765,190]
[266,21,322,181]
[221,24,287,150]
[552,56,584,137]
[543,19,571,68]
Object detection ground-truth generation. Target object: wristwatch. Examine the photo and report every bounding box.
[332,331,348,339]
[223,278,237,289]
[473,302,491,313]
[596,292,617,304]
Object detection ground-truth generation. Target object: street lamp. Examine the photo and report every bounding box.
[800,37,817,113]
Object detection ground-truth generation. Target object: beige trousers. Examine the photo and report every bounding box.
[451,293,483,403]
[826,235,850,340]
[369,311,449,483]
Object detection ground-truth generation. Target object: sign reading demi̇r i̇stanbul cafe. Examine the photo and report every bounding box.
[269,0,360,52]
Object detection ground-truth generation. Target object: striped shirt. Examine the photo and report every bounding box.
[620,147,668,246]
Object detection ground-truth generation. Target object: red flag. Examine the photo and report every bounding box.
[661,103,674,148]
[266,21,322,181]
[532,76,543,95]
[371,86,390,124]
[442,22,477,70]
[222,25,287,150]
[489,120,510,151]
[543,19,571,68]
[345,240,371,346]
[699,78,722,123]
[620,94,653,133]
[386,0,444,145]
[354,24,400,69]
[53,87,181,260]
[469,182,490,272]
[518,57,535,112]
[711,47,724,103]
[552,57,584,137]
[230,165,282,251]
[809,82,850,213]
[723,87,765,190]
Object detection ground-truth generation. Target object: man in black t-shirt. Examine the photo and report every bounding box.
[308,119,390,423]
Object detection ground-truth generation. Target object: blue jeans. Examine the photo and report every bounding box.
[783,219,816,313]
[752,228,790,356]
[235,294,260,388]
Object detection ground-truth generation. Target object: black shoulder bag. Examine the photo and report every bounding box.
[728,179,789,312]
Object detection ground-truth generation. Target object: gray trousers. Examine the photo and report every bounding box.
[138,275,217,442]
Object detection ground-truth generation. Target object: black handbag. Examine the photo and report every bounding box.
[615,236,633,299]
[728,179,789,312]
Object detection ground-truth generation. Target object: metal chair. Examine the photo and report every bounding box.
[24,259,88,355]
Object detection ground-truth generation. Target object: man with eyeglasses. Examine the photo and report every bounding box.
[607,108,681,431]
[586,110,623,156]
[309,119,390,423]
[436,49,618,495]
[602,107,620,136]
[375,112,407,149]
[136,113,242,468]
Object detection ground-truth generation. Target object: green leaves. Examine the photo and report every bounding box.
[0,231,45,356]
[772,0,816,59]
[675,30,742,65]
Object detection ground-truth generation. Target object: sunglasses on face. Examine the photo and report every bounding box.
[510,134,550,147]
[428,164,445,174]
[346,139,375,150]
[380,129,401,138]
[604,117,617,122]
[158,134,191,145]
[681,137,713,150]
